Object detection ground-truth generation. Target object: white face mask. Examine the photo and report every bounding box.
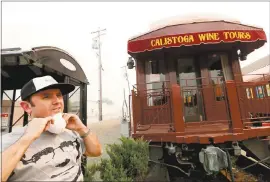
[48,113,66,134]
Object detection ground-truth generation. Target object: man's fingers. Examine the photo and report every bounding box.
[62,113,69,120]
[50,118,55,125]
[41,117,54,130]
[44,122,50,131]
[45,116,53,121]
[62,113,71,124]
[45,116,54,124]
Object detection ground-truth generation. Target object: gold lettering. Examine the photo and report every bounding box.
[208,33,215,40]
[172,36,177,44]
[229,32,236,39]
[238,32,244,39]
[156,39,161,46]
[160,38,163,46]
[151,36,186,47]
[245,32,251,39]
[198,34,207,41]
[189,35,195,42]
[223,31,251,40]
[176,35,192,43]
[163,37,174,45]
[151,40,156,47]
[223,32,230,39]
[150,31,252,47]
[166,37,172,45]
[159,39,163,46]
[199,33,220,41]
[177,36,183,43]
[163,38,168,45]
[214,33,220,40]
[183,35,189,42]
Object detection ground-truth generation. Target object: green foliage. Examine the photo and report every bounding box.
[99,158,132,182]
[84,136,149,182]
[84,163,100,182]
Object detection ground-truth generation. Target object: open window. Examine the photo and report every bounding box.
[208,55,225,101]
[266,84,270,97]
[2,90,22,131]
[68,86,81,115]
[246,88,254,99]
[175,57,204,122]
[145,59,166,106]
[255,86,265,98]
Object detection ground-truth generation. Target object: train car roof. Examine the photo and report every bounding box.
[241,54,270,75]
[128,13,262,41]
[1,46,89,84]
[241,55,270,82]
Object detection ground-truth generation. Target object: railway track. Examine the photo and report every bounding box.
[219,153,270,182]
[165,154,270,182]
[234,155,270,182]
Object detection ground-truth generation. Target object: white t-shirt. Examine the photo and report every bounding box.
[1,127,86,181]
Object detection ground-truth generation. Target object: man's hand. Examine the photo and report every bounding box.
[24,116,54,141]
[62,113,87,134]
[1,116,54,181]
[62,113,102,157]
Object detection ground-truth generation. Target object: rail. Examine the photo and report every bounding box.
[131,81,174,132]
[130,74,270,135]
[240,73,270,82]
[235,74,270,128]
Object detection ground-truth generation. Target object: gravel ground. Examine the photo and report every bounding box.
[85,119,122,181]
[86,119,122,164]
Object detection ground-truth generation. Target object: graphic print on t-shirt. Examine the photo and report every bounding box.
[18,138,82,181]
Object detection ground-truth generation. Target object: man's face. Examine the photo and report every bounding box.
[21,89,64,118]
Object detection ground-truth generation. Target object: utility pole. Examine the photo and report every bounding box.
[91,27,106,121]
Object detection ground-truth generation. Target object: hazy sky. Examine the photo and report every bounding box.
[2,2,269,117]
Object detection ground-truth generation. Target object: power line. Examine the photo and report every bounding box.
[91,27,106,121]
[121,65,131,94]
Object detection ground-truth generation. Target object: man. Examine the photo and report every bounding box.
[1,75,102,181]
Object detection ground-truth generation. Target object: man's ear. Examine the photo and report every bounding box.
[20,101,32,114]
